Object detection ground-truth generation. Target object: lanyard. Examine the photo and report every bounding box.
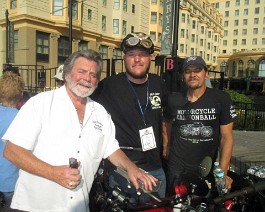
[126,74,149,125]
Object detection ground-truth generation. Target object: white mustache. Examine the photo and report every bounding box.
[78,80,92,87]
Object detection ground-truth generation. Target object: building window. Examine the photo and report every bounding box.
[102,15,106,31]
[254,18,259,24]
[242,39,246,45]
[243,9,248,15]
[201,26,204,34]
[243,19,248,25]
[113,48,122,59]
[207,42,211,50]
[191,34,195,42]
[102,0,107,7]
[159,14,163,26]
[151,12,157,24]
[180,44,184,53]
[113,19,119,34]
[208,31,211,38]
[256,0,260,3]
[244,0,249,5]
[214,35,218,42]
[99,45,108,59]
[263,27,265,34]
[10,0,17,9]
[160,0,164,7]
[132,4,135,13]
[224,21,228,27]
[192,20,196,29]
[150,31,156,42]
[181,13,185,23]
[53,0,63,16]
[234,20,239,26]
[123,0,127,12]
[122,20,127,35]
[14,30,18,49]
[225,11,229,17]
[255,7,259,14]
[114,0,120,9]
[151,0,157,3]
[242,29,247,35]
[225,1,230,7]
[235,10,239,16]
[234,29,238,35]
[37,31,49,62]
[233,39,237,45]
[78,41,88,51]
[158,33,162,43]
[131,26,134,33]
[72,0,78,20]
[180,29,185,38]
[214,46,217,52]
[58,36,69,64]
[258,60,265,77]
[235,0,240,6]
[88,9,92,21]
[253,28,258,34]
[252,38,257,45]
[191,48,195,56]
[224,30,228,36]
[200,39,203,46]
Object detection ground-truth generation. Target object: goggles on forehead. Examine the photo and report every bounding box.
[125,33,153,49]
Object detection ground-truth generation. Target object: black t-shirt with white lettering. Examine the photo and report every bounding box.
[164,88,237,173]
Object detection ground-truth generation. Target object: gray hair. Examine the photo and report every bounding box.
[63,50,102,80]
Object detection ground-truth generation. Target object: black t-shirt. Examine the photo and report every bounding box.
[92,73,169,171]
[164,88,237,173]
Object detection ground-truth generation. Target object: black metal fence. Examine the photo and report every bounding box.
[233,102,265,131]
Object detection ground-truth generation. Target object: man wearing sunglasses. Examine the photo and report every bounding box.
[164,56,237,195]
[92,32,169,202]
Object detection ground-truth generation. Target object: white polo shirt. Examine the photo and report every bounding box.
[2,86,119,212]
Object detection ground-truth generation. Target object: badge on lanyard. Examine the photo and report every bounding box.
[139,126,156,151]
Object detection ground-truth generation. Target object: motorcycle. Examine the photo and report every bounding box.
[89,158,265,212]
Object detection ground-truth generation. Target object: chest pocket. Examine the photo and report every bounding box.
[81,129,105,161]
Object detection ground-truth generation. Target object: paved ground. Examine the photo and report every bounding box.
[231,130,265,174]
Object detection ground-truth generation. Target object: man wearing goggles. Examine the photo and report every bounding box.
[92,32,169,202]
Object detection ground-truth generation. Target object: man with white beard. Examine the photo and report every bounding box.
[2,50,157,212]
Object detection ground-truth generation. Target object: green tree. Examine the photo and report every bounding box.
[225,89,253,103]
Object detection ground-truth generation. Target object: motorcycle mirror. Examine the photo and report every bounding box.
[199,156,212,178]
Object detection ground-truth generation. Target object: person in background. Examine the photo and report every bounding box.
[92,32,169,202]
[53,64,65,88]
[0,72,25,211]
[163,56,237,195]
[2,50,157,212]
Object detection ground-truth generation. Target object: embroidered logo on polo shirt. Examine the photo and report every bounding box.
[93,121,103,132]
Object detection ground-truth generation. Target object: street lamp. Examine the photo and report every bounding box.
[68,0,72,55]
[172,0,180,57]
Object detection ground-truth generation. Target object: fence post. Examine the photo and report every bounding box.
[243,103,248,130]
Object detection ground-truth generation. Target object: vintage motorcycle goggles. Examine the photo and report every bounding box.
[125,33,153,49]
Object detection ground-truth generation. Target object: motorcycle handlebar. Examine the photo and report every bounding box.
[213,181,265,204]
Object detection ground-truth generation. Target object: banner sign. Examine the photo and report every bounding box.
[160,0,174,55]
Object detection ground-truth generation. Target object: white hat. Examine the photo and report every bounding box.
[53,65,64,81]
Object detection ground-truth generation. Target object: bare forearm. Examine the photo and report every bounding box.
[219,124,234,175]
[108,149,138,171]
[4,141,54,181]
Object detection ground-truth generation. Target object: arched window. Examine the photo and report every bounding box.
[232,61,236,77]
[238,60,244,77]
[220,61,228,76]
[247,59,255,77]
[259,59,265,77]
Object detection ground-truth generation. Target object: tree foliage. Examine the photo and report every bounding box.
[225,89,254,103]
